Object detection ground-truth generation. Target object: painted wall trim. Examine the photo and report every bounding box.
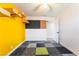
[6,40,25,56]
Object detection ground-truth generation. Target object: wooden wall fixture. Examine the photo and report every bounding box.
[0,4,25,17]
[40,20,46,29]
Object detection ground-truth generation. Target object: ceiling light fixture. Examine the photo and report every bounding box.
[42,4,48,8]
[34,3,53,11]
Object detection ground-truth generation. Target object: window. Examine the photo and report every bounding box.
[25,20,46,29]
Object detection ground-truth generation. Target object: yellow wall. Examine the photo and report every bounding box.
[0,3,16,8]
[0,3,25,56]
[0,17,25,55]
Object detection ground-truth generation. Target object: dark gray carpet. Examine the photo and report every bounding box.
[10,41,76,56]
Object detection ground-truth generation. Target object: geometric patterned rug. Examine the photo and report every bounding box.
[10,40,76,56]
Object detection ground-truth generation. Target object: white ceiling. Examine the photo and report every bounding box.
[15,3,71,17]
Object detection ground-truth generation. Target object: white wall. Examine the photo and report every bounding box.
[26,29,47,41]
[58,4,79,55]
[27,16,55,21]
[26,16,58,41]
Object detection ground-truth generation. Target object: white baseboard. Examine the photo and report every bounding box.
[26,39,47,41]
[61,42,79,56]
[6,40,25,56]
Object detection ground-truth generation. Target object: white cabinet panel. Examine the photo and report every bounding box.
[25,29,47,41]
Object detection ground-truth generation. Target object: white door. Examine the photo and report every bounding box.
[46,18,59,43]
